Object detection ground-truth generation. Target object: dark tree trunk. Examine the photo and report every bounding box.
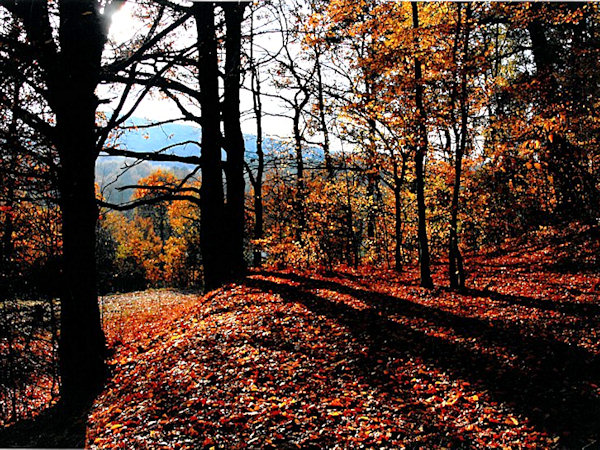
[248,9,265,268]
[346,177,356,268]
[314,50,333,178]
[392,155,406,272]
[51,0,108,406]
[293,101,308,244]
[1,0,108,406]
[449,3,470,291]
[194,3,227,290]
[253,188,264,267]
[412,2,433,289]
[223,3,248,279]
[57,145,106,406]
[365,114,379,241]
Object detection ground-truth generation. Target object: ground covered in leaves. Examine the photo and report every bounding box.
[1,225,599,448]
[85,233,600,448]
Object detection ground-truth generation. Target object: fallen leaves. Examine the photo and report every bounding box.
[83,252,600,448]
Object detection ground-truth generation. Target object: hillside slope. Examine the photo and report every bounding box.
[1,229,599,448]
[84,254,600,448]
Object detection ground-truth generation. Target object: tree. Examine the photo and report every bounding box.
[0,0,120,405]
[222,2,249,279]
[524,3,599,221]
[411,2,434,288]
[246,4,266,267]
[192,1,249,289]
[448,3,472,291]
[100,1,249,290]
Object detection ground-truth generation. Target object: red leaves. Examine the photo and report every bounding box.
[83,253,600,448]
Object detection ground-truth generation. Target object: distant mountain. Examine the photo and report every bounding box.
[116,121,202,160]
[95,159,192,204]
[96,118,324,203]
[108,119,266,162]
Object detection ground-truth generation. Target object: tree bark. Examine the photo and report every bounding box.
[449,3,470,291]
[314,50,333,178]
[249,10,264,268]
[193,3,227,290]
[223,2,248,279]
[412,2,433,288]
[392,154,406,272]
[52,0,108,405]
[365,111,379,241]
[293,97,309,245]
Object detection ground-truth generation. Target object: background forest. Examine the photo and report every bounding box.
[3,1,598,294]
[1,0,599,447]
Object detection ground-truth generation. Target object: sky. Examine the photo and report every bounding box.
[105,2,296,139]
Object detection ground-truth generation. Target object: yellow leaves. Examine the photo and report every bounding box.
[526,161,542,171]
[99,168,201,286]
[328,398,344,408]
[131,169,179,201]
[278,398,297,409]
[505,416,519,426]
[443,391,462,407]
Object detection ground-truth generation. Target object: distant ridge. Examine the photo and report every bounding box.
[97,118,324,204]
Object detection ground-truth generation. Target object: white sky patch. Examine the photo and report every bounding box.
[102,3,298,139]
[107,2,142,45]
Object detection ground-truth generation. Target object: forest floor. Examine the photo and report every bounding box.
[2,224,600,448]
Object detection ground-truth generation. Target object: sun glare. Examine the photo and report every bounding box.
[108,1,138,44]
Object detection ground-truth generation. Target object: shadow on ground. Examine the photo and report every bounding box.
[0,402,90,448]
[249,270,600,448]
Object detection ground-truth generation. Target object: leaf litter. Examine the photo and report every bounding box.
[86,249,600,448]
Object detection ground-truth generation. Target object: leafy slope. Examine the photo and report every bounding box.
[87,252,600,448]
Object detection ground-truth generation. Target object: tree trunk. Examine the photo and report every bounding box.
[392,155,406,272]
[249,9,264,268]
[293,103,307,245]
[365,114,379,241]
[57,146,106,406]
[412,2,433,288]
[449,3,470,291]
[194,3,227,290]
[315,50,333,178]
[223,3,248,279]
[51,0,108,405]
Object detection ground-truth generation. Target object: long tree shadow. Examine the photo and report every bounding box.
[247,274,600,447]
[269,269,600,317]
[460,286,600,317]
[242,299,477,448]
[0,402,90,448]
[261,270,600,361]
